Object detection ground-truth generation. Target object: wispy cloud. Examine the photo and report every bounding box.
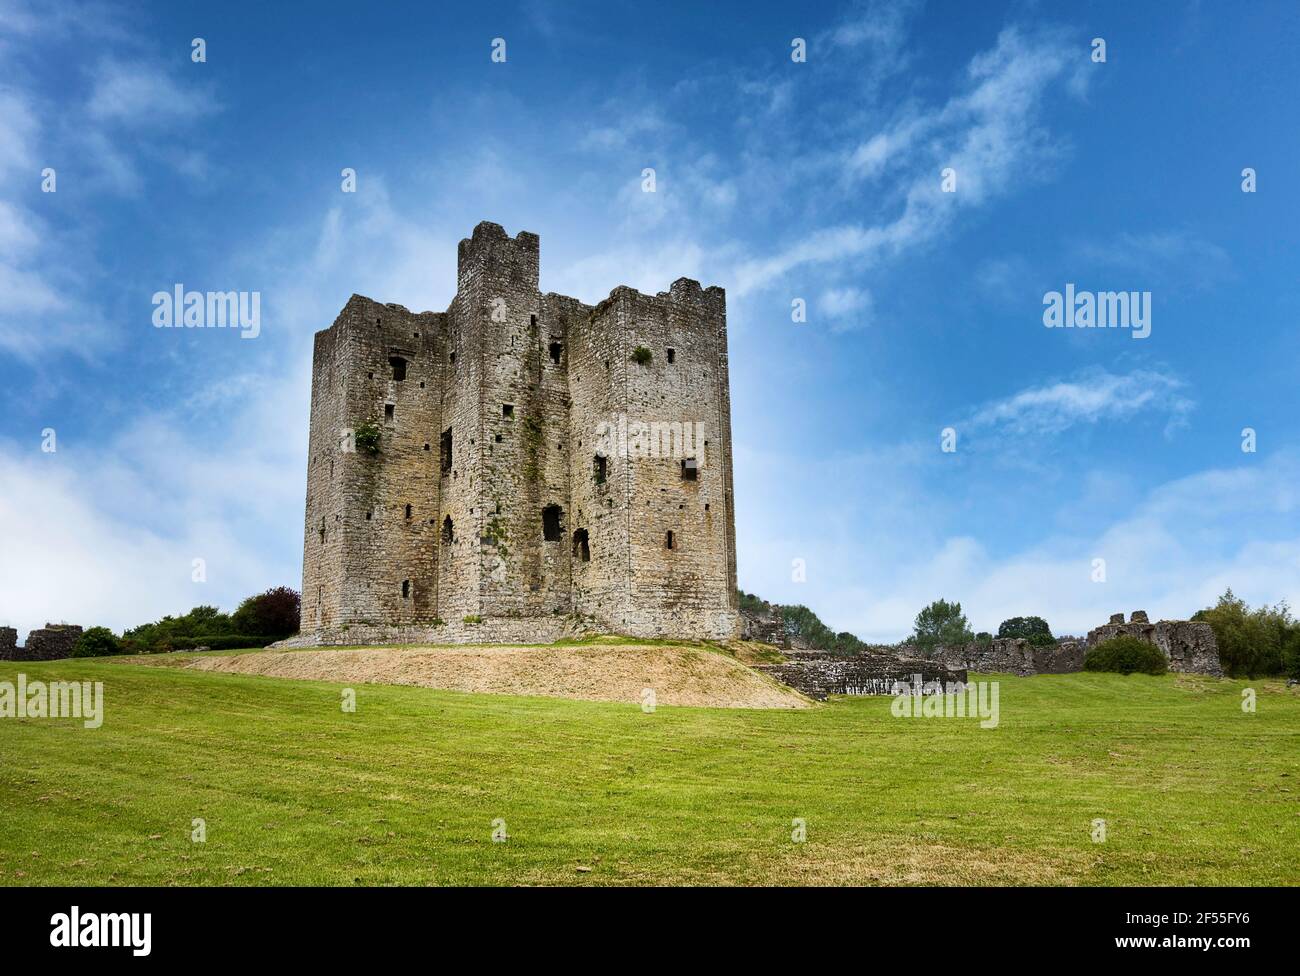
[967,367,1195,438]
[731,25,1087,294]
[820,286,874,332]
[1075,230,1233,290]
[86,57,218,124]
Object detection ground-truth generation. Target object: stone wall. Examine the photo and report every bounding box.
[300,222,740,645]
[7,624,83,661]
[873,637,1086,677]
[928,638,1086,677]
[757,651,967,701]
[739,605,788,648]
[1086,611,1222,676]
[0,627,18,660]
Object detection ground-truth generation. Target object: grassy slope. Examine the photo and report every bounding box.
[0,653,1296,886]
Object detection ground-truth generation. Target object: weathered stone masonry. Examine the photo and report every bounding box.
[0,624,82,661]
[295,222,740,644]
[1086,610,1222,676]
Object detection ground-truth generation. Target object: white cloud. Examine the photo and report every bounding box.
[0,88,37,178]
[820,286,874,332]
[739,449,1300,643]
[967,367,1194,438]
[0,368,309,641]
[1075,230,1233,290]
[732,25,1085,296]
[86,57,217,124]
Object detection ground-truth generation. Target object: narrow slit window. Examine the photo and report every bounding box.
[402,580,410,598]
[404,504,412,519]
[667,348,675,364]
[548,341,563,365]
[385,403,395,420]
[573,528,590,562]
[665,530,675,550]
[440,428,453,473]
[441,515,454,545]
[594,454,607,485]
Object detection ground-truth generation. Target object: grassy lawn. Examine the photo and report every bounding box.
[0,652,1296,885]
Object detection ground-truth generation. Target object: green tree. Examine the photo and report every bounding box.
[910,599,974,654]
[231,587,301,639]
[997,615,1055,646]
[1193,589,1296,677]
[775,603,867,656]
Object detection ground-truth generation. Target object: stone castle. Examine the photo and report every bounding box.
[295,221,740,645]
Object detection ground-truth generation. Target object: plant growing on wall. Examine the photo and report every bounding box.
[630,345,652,365]
[354,420,382,455]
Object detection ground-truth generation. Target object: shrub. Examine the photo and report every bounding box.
[120,591,298,654]
[997,615,1055,646]
[1084,636,1168,675]
[630,346,653,365]
[169,635,278,651]
[71,627,123,658]
[463,615,482,624]
[354,420,382,455]
[910,599,974,654]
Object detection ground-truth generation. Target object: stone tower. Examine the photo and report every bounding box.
[298,221,739,644]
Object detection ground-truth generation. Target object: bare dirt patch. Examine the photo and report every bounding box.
[185,643,811,709]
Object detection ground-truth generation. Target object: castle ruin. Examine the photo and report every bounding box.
[295,222,740,645]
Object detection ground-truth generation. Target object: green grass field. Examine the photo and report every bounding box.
[1,649,1297,885]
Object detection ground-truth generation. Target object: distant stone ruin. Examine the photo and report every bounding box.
[756,650,966,701]
[924,637,1086,677]
[739,604,789,648]
[1087,611,1222,676]
[0,624,83,662]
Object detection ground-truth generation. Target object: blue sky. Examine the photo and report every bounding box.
[1,0,1298,642]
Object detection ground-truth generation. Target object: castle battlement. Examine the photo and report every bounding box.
[298,222,740,644]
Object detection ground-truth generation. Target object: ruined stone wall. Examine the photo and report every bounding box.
[1087,611,1222,676]
[0,627,18,660]
[740,605,788,648]
[757,652,967,701]
[10,624,83,661]
[923,638,1086,677]
[299,221,739,644]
